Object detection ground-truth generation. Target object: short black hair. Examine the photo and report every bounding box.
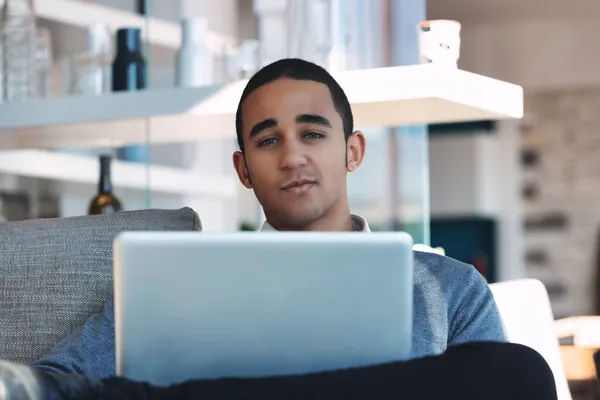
[235,58,353,153]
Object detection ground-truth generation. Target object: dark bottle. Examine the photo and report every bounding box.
[88,155,123,215]
[136,0,147,15]
[112,28,146,92]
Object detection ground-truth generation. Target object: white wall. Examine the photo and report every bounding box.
[430,135,480,216]
[459,18,600,90]
[182,0,239,35]
[430,132,504,217]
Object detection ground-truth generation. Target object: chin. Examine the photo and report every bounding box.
[279,207,325,229]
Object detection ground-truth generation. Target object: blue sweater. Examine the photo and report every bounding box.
[30,251,506,378]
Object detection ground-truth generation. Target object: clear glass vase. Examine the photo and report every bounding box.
[0,0,37,102]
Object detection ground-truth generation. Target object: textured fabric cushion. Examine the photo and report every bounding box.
[0,207,201,364]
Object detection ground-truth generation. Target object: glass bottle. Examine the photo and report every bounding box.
[69,24,112,96]
[34,26,52,98]
[88,154,123,215]
[111,27,146,92]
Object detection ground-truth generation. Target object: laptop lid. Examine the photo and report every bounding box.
[114,231,413,386]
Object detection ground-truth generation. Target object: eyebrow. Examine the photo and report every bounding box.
[296,114,332,128]
[249,118,278,139]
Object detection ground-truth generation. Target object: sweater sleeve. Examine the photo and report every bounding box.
[30,298,116,379]
[447,262,507,346]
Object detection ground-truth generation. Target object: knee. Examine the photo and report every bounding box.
[448,342,558,399]
[489,343,558,398]
[495,342,552,371]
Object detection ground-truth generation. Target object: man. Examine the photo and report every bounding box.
[230,58,506,357]
[7,58,555,399]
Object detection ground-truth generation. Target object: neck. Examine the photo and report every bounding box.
[269,216,353,232]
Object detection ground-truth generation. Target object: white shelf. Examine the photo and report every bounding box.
[0,0,235,53]
[0,150,237,198]
[0,64,524,149]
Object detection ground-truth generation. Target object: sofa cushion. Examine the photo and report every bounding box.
[0,207,201,364]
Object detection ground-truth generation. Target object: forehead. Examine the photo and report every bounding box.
[240,78,340,133]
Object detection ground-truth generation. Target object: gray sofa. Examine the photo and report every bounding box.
[0,207,202,365]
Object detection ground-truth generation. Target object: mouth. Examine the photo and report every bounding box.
[280,179,317,193]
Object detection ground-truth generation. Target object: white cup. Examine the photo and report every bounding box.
[417,20,461,67]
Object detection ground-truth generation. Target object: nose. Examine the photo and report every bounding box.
[279,138,307,171]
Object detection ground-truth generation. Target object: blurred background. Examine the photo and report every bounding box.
[0,0,598,369]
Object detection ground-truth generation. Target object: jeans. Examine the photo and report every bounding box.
[2,342,558,400]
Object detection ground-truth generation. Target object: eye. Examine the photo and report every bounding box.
[304,132,324,139]
[258,137,278,147]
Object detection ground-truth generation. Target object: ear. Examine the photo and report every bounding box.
[346,130,366,172]
[233,151,253,189]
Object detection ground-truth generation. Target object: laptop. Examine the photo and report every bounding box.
[113,231,414,386]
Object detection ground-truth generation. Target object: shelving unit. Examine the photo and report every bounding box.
[0,64,523,150]
[0,0,235,53]
[0,150,237,198]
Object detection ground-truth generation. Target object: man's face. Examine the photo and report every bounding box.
[233,78,364,230]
